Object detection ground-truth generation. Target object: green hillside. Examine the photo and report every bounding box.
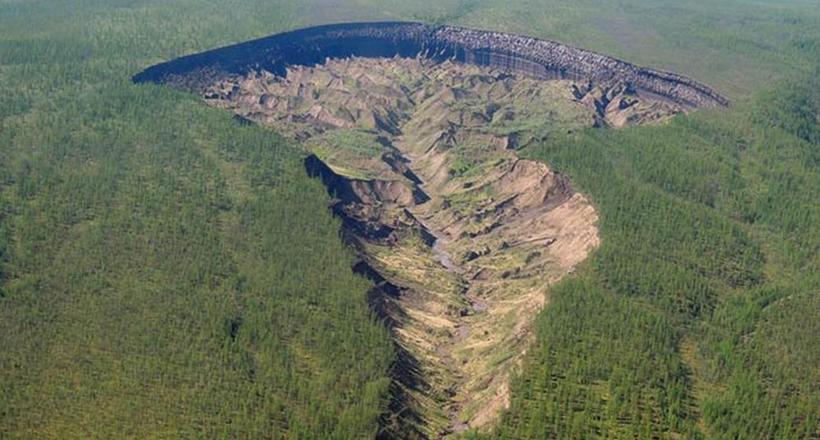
[479,80,819,439]
[1,0,817,439]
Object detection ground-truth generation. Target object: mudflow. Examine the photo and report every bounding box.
[199,56,685,438]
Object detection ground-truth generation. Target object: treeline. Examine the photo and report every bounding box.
[0,18,394,438]
[468,75,818,439]
[0,87,395,438]
[1,0,819,438]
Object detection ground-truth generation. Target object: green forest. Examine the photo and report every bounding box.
[1,0,817,439]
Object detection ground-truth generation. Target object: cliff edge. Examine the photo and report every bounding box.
[133,21,728,109]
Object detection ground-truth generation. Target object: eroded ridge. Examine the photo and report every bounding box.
[196,57,611,437]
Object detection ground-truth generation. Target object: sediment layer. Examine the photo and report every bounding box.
[133,21,728,109]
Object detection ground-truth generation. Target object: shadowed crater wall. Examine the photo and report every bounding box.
[133,21,727,108]
[133,23,727,439]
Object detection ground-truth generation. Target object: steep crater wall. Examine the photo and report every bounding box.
[181,56,607,438]
[134,21,728,108]
[133,25,727,439]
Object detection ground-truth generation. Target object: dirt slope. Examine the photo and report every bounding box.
[197,57,683,437]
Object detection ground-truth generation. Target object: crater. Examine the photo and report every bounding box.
[134,22,727,439]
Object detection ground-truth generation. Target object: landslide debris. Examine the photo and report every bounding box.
[197,57,612,438]
[134,21,729,439]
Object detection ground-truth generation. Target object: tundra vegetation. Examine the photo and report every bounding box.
[0,0,818,439]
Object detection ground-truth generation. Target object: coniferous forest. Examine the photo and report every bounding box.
[0,0,817,439]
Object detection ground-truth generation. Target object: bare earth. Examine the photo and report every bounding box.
[199,57,683,437]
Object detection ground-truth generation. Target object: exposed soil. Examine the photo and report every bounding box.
[133,20,729,439]
[134,22,728,109]
[191,56,697,438]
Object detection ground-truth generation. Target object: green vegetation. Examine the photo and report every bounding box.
[361,0,820,98]
[0,82,394,439]
[470,76,819,439]
[308,129,393,180]
[1,0,817,439]
[0,2,393,438]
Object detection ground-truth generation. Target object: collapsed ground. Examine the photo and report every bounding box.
[199,56,690,438]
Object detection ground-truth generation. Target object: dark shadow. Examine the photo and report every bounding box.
[133,22,727,109]
[306,157,431,439]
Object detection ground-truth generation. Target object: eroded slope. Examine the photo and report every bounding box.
[195,57,633,437]
[134,22,728,110]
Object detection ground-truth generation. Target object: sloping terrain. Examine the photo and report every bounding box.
[1,1,817,440]
[133,28,730,437]
[195,56,700,437]
[134,22,728,110]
